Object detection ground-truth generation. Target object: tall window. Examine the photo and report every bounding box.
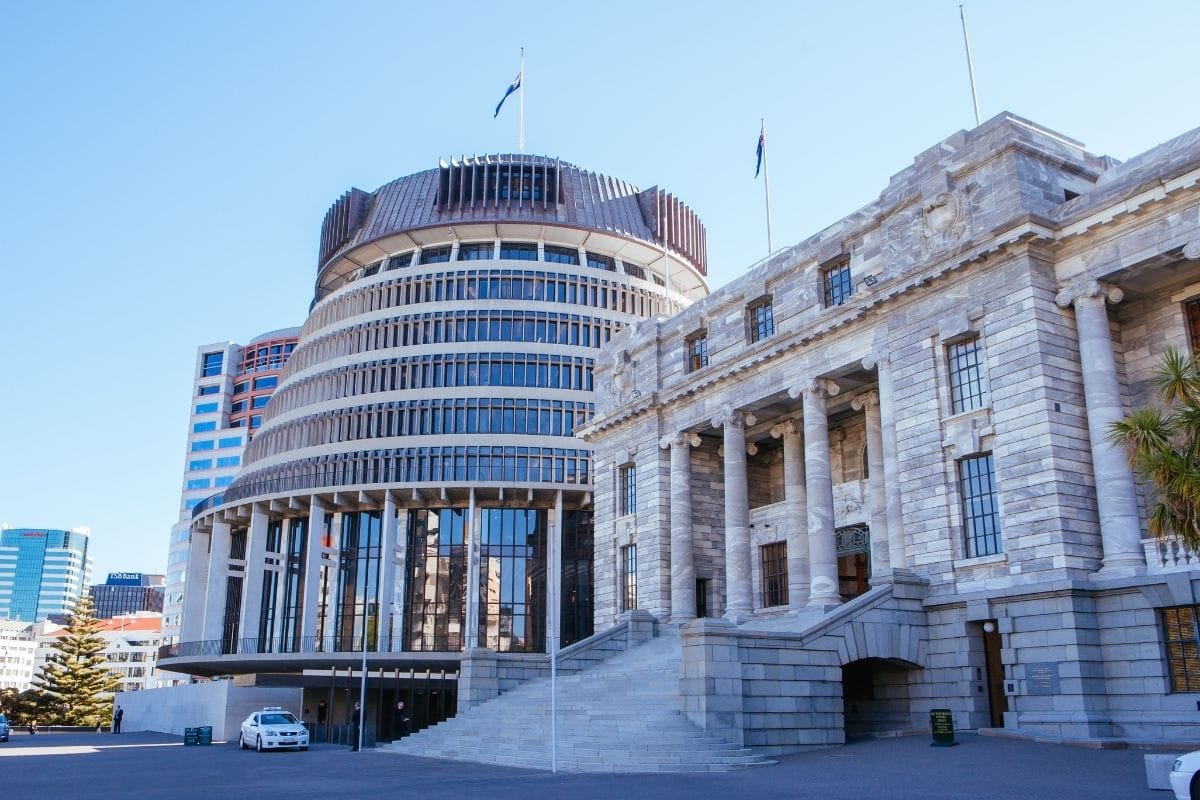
[419,246,451,264]
[761,542,788,607]
[620,544,637,612]
[1187,299,1200,352]
[477,508,547,652]
[960,453,1001,557]
[686,331,709,372]
[334,511,382,651]
[747,299,774,343]
[560,510,594,648]
[499,241,538,261]
[619,464,637,516]
[544,245,580,265]
[948,337,989,413]
[404,509,466,652]
[457,242,493,261]
[586,252,615,271]
[221,576,243,655]
[201,351,223,377]
[1163,605,1200,692]
[278,518,307,652]
[822,259,853,307]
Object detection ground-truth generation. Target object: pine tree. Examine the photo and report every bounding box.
[32,594,120,726]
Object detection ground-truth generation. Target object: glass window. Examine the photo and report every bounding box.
[253,376,278,390]
[1163,606,1200,692]
[192,421,216,433]
[186,478,211,490]
[231,400,247,413]
[960,453,1001,557]
[233,381,249,395]
[201,352,223,377]
[747,299,774,343]
[419,246,451,265]
[623,262,646,280]
[1187,299,1200,352]
[215,476,234,487]
[386,252,414,270]
[477,508,548,652]
[619,464,636,516]
[404,508,467,653]
[760,542,789,607]
[250,415,263,428]
[185,498,203,509]
[457,242,493,261]
[948,337,988,414]
[190,440,215,452]
[216,456,240,468]
[620,544,637,612]
[195,402,219,414]
[822,260,853,307]
[189,459,212,470]
[218,436,242,449]
[500,242,538,261]
[251,395,271,409]
[197,385,220,396]
[686,331,708,372]
[543,245,579,265]
[585,252,615,271]
[229,419,246,427]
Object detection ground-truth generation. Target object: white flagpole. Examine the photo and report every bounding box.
[761,119,773,256]
[660,189,672,314]
[959,5,982,126]
[518,48,525,153]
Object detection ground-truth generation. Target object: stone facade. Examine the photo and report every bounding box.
[581,113,1200,750]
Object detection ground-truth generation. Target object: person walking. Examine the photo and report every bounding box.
[316,700,327,743]
[349,701,360,751]
[112,706,123,734]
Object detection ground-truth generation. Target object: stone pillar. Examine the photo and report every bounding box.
[863,351,905,572]
[202,519,231,643]
[548,490,563,651]
[771,420,809,610]
[465,490,482,649]
[661,432,701,622]
[1055,281,1145,573]
[679,617,745,746]
[179,526,211,647]
[393,502,409,653]
[239,504,269,651]
[792,379,842,607]
[378,492,399,652]
[852,390,891,580]
[711,406,757,620]
[300,497,326,647]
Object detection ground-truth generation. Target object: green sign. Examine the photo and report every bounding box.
[930,708,956,747]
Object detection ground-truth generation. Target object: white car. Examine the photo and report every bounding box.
[240,707,309,752]
[1171,750,1200,799]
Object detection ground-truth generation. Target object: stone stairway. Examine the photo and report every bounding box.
[382,628,774,772]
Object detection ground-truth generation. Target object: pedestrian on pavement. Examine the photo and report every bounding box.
[350,701,360,751]
[113,706,123,734]
[391,700,410,740]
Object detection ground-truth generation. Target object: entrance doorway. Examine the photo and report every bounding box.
[842,658,917,738]
[836,525,870,599]
[982,621,1008,727]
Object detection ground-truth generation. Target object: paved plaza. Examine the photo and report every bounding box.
[0,730,1170,799]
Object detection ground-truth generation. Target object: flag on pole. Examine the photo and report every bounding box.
[755,124,765,178]
[494,70,523,119]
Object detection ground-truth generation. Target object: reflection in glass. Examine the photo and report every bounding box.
[479,508,546,652]
[405,509,467,651]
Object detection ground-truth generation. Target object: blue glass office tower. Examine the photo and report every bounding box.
[0,527,93,622]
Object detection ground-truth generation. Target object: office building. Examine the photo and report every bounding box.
[91,572,165,619]
[0,527,92,623]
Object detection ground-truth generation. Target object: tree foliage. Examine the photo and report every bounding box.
[31,594,119,726]
[1108,346,1200,548]
[0,687,45,726]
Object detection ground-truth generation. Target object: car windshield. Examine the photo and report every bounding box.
[261,713,298,725]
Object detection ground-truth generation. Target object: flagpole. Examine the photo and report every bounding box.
[660,189,671,314]
[761,119,773,256]
[959,5,981,127]
[518,48,525,153]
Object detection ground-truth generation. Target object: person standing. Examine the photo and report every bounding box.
[112,706,123,734]
[349,701,360,751]
[316,700,327,743]
[391,700,410,740]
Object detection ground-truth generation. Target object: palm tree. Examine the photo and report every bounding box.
[1108,346,1200,548]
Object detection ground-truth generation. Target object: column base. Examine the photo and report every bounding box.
[806,594,843,609]
[722,610,757,626]
[1093,558,1147,580]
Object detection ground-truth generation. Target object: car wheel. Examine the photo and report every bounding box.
[1190,772,1200,800]
[240,732,248,750]
[256,735,263,753]
[300,746,309,751]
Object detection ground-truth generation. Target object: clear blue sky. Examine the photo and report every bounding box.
[1,1,1197,582]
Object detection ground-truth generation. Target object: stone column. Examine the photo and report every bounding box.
[1055,280,1145,573]
[465,490,482,649]
[792,379,842,607]
[770,420,809,610]
[300,497,326,648]
[711,406,757,620]
[853,390,891,580]
[378,492,399,652]
[179,526,211,647]
[661,432,701,622]
[863,351,905,572]
[239,504,269,651]
[202,519,231,644]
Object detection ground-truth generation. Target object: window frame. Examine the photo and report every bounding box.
[618,464,636,517]
[1163,605,1200,692]
[947,335,989,414]
[821,258,854,308]
[620,544,637,612]
[746,298,775,343]
[959,452,1002,557]
[685,330,709,373]
[760,541,788,608]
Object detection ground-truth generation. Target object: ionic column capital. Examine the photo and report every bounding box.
[851,389,880,412]
[788,378,841,400]
[710,405,757,430]
[1055,279,1124,309]
[770,419,800,439]
[862,350,891,371]
[659,432,701,450]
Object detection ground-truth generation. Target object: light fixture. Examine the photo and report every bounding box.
[863,274,878,286]
[982,621,996,633]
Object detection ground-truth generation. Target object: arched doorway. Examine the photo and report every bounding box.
[842,657,919,739]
